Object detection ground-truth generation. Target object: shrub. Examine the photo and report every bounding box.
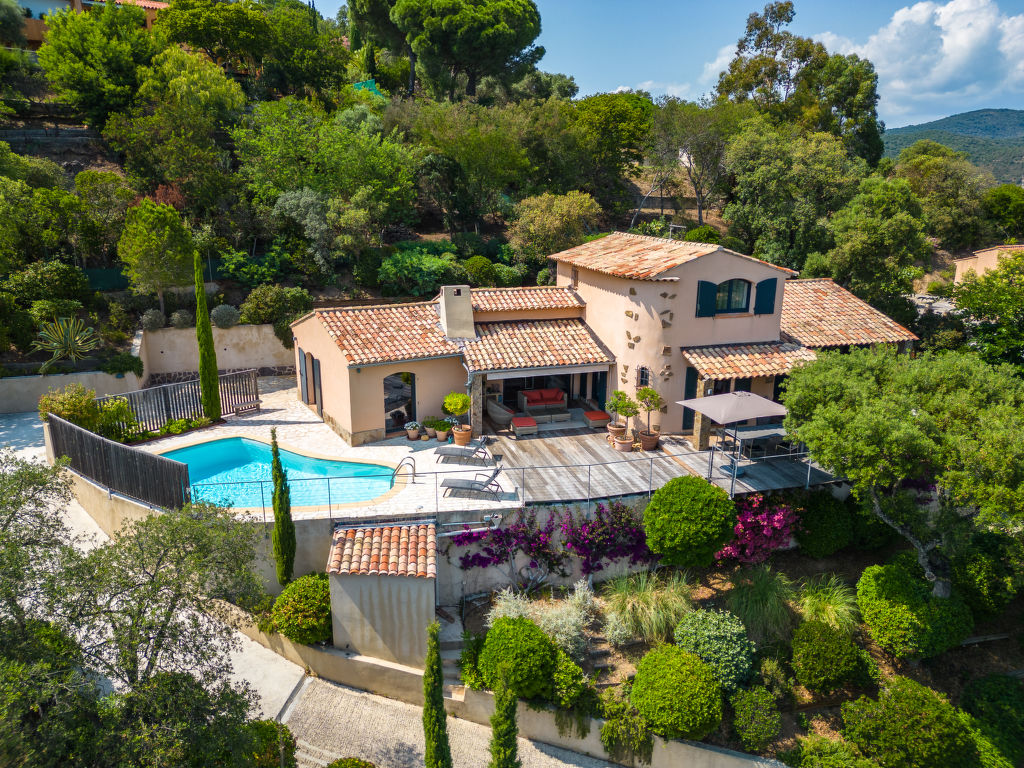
[599,687,652,765]
[791,621,861,693]
[797,574,859,633]
[960,712,1015,768]
[716,493,798,564]
[461,255,497,286]
[602,611,634,648]
[0,291,34,352]
[4,260,89,304]
[493,263,522,287]
[758,656,795,708]
[239,284,313,325]
[141,308,165,331]
[851,498,899,549]
[551,649,586,709]
[478,617,556,700]
[643,476,736,568]
[99,352,144,378]
[631,645,722,740]
[210,303,240,329]
[684,224,721,243]
[458,631,486,690]
[324,760,377,768]
[169,309,193,328]
[781,734,878,768]
[38,383,99,430]
[535,267,552,285]
[673,609,754,693]
[251,720,297,768]
[791,489,855,558]
[486,581,596,662]
[951,532,1018,619]
[96,397,140,442]
[377,248,463,297]
[961,675,1024,764]
[269,573,332,645]
[29,298,84,325]
[600,569,691,644]
[726,566,795,644]
[856,563,973,659]
[842,677,978,768]
[730,686,781,753]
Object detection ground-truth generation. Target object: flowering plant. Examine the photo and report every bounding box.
[715,494,797,564]
[404,421,420,431]
[450,507,569,582]
[559,501,656,574]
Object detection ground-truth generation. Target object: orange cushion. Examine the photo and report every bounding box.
[539,388,562,400]
[523,391,542,403]
[584,410,610,421]
[512,416,537,427]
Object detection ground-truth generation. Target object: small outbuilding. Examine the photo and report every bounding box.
[326,522,436,668]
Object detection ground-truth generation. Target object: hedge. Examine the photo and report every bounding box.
[791,621,861,693]
[270,573,332,645]
[478,617,556,700]
[730,686,781,753]
[791,489,854,558]
[630,645,722,740]
[960,675,1024,765]
[673,609,754,693]
[643,476,736,568]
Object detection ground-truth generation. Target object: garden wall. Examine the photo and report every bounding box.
[138,324,295,382]
[0,370,142,414]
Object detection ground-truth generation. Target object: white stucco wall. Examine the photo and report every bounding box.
[0,371,142,414]
[139,324,294,376]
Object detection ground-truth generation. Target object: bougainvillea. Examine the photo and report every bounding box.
[715,494,797,565]
[559,502,657,575]
[449,507,569,578]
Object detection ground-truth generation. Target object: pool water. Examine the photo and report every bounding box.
[162,437,393,508]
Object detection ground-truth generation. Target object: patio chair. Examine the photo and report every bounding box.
[435,436,492,464]
[440,468,503,500]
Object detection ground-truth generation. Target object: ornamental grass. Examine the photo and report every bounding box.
[601,569,692,645]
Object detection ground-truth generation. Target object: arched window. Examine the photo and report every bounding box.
[715,279,751,313]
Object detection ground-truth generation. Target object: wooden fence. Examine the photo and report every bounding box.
[47,415,191,509]
[96,369,260,434]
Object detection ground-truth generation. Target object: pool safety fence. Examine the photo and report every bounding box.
[96,369,260,435]
[47,414,191,510]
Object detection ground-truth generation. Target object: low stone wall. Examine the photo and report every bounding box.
[0,370,142,414]
[139,324,295,381]
[227,605,783,768]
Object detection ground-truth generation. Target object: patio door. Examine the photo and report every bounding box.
[591,371,607,408]
[312,358,323,418]
[683,367,698,431]
[297,347,308,403]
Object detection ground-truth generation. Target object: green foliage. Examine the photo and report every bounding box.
[251,719,298,768]
[423,622,453,768]
[28,298,84,326]
[634,386,664,433]
[194,251,220,420]
[220,247,289,287]
[170,309,193,328]
[270,429,294,586]
[630,645,722,740]
[443,391,471,418]
[758,655,796,709]
[478,617,556,701]
[842,677,978,768]
[141,308,165,331]
[791,489,854,558]
[951,532,1019,619]
[856,562,973,659]
[684,224,721,243]
[270,573,331,645]
[507,191,601,265]
[672,609,754,693]
[210,303,240,329]
[33,316,100,372]
[239,284,312,327]
[796,575,859,634]
[730,686,781,753]
[458,631,487,690]
[725,566,795,644]
[378,248,463,297]
[605,390,638,429]
[983,183,1024,237]
[118,200,195,312]
[600,569,692,645]
[38,382,99,429]
[462,255,497,287]
[791,620,861,693]
[96,396,140,442]
[599,686,653,765]
[961,675,1024,765]
[0,291,34,352]
[780,734,878,768]
[643,476,736,568]
[37,0,164,127]
[325,760,377,768]
[487,674,522,768]
[952,250,1024,371]
[551,649,586,709]
[3,260,90,305]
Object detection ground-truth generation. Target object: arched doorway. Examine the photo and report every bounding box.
[384,372,415,433]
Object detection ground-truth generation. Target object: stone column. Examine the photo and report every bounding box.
[469,374,483,437]
[693,411,713,450]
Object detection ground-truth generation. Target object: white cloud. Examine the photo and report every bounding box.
[700,44,735,87]
[818,0,1024,125]
[635,80,693,98]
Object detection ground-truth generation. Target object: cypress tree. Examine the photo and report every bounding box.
[270,428,295,585]
[423,621,453,768]
[194,250,221,420]
[488,673,521,768]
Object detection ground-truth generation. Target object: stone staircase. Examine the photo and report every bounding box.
[588,635,617,688]
[295,737,345,768]
[438,605,467,701]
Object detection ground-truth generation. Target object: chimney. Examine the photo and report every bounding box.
[438,285,475,339]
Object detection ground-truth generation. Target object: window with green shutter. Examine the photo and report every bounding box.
[754,278,778,315]
[696,280,718,317]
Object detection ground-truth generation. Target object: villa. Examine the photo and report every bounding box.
[952,243,1024,283]
[291,233,916,448]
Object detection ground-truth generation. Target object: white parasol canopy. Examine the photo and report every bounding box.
[676,391,787,425]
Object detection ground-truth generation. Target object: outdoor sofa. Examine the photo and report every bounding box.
[517,388,567,414]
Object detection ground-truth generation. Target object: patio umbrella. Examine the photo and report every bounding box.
[676,391,787,425]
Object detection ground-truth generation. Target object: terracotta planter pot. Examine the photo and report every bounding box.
[406,429,420,440]
[436,429,450,442]
[452,426,473,446]
[607,422,628,439]
[425,427,437,438]
[613,434,635,453]
[639,431,660,451]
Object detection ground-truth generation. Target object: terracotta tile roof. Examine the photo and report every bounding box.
[315,303,458,366]
[469,287,583,312]
[462,319,613,373]
[550,232,796,280]
[781,279,918,348]
[115,0,169,9]
[681,341,817,380]
[327,523,436,578]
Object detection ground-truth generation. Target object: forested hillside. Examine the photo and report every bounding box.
[883,109,1024,183]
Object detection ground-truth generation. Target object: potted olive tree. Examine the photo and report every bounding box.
[606,390,632,439]
[443,391,473,446]
[608,391,639,452]
[636,386,665,450]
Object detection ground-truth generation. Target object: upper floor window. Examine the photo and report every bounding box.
[637,366,651,387]
[716,279,750,313]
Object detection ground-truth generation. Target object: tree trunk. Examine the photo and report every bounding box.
[867,487,952,598]
[407,45,416,97]
[466,69,477,98]
[157,290,165,315]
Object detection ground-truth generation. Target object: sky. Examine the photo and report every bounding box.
[321,0,1024,128]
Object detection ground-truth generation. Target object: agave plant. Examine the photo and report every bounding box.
[33,317,100,372]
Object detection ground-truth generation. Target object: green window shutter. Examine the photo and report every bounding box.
[696,280,717,317]
[754,278,778,315]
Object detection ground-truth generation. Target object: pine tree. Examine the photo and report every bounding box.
[423,621,453,768]
[194,250,221,420]
[270,428,295,585]
[488,673,521,768]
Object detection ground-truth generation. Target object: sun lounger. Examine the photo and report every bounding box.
[440,468,503,500]
[435,437,492,464]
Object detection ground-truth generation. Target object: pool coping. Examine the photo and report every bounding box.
[156,431,409,514]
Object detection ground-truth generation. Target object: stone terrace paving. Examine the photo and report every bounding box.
[137,377,514,520]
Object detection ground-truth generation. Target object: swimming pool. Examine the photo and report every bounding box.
[162,437,394,508]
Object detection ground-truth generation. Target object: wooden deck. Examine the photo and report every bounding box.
[487,429,836,503]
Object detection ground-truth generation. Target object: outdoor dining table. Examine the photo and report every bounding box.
[720,424,790,458]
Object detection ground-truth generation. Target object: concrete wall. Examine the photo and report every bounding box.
[139,324,294,376]
[1,370,142,414]
[329,573,434,667]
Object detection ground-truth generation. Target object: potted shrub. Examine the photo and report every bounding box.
[423,417,438,439]
[435,418,452,442]
[636,386,665,450]
[610,392,638,452]
[605,390,634,444]
[404,420,421,440]
[443,392,473,446]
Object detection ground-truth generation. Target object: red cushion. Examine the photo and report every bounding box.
[584,410,610,421]
[539,388,562,401]
[523,391,542,403]
[512,416,537,427]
